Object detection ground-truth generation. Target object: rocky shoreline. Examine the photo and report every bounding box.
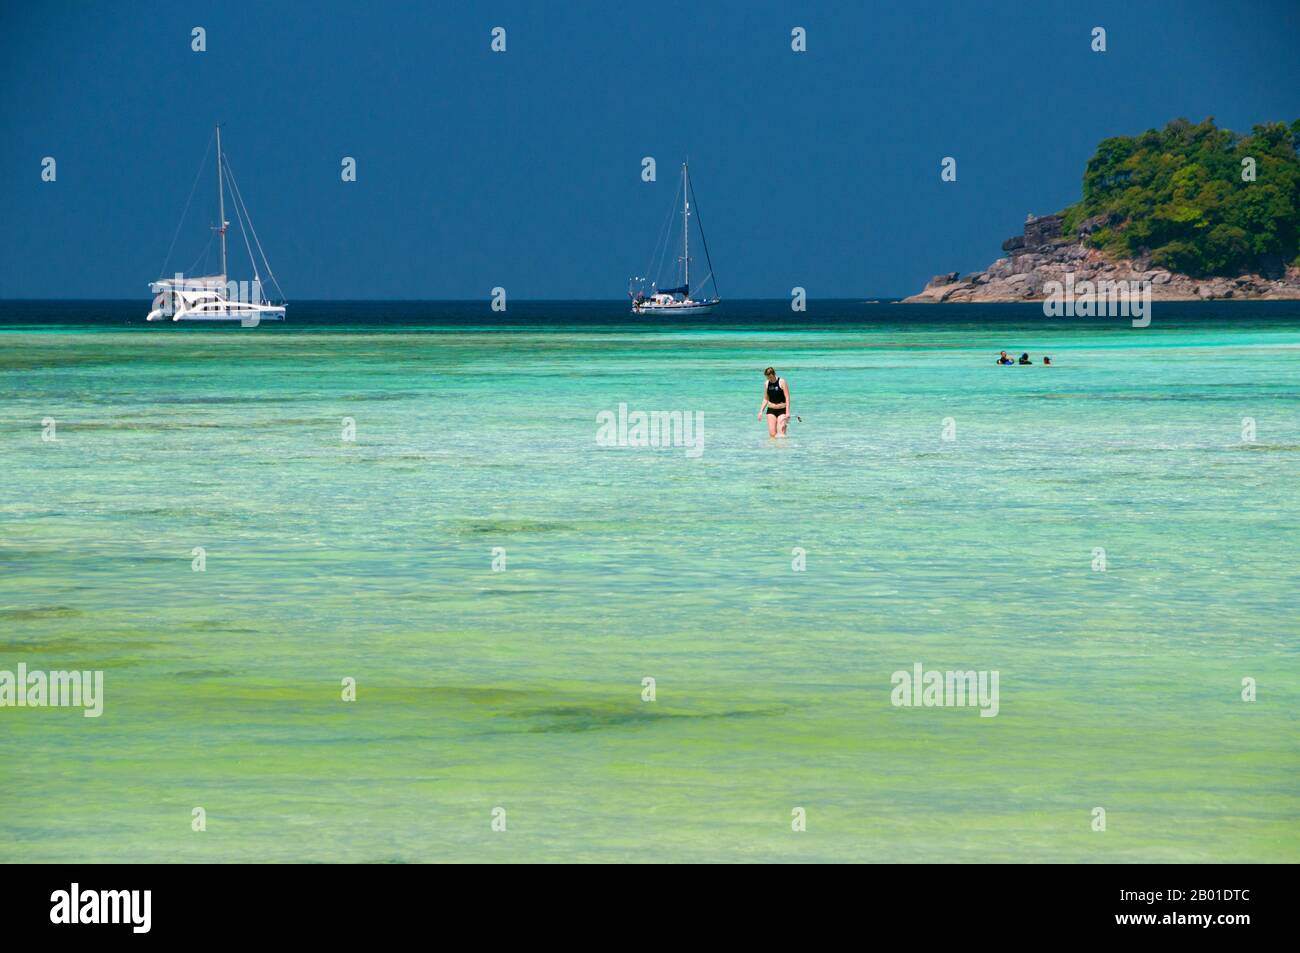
[903,213,1300,303]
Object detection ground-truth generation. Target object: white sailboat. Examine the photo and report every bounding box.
[147,125,286,323]
[629,161,720,315]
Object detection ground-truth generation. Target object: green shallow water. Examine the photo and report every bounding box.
[1,313,1297,862]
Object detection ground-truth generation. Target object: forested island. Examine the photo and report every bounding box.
[905,118,1300,302]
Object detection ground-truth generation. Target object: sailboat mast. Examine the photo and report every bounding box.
[682,162,689,293]
[216,124,227,278]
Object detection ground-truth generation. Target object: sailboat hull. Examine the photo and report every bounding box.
[632,299,720,316]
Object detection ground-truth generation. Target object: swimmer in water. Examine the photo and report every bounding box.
[757,366,791,438]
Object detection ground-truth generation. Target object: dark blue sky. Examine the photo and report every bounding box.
[2,0,1298,299]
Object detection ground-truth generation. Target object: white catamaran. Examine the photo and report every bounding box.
[147,125,286,323]
[629,161,720,315]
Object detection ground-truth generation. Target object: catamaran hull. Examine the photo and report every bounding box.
[147,306,286,322]
[175,308,285,321]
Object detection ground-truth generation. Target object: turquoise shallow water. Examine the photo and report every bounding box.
[1,302,1297,862]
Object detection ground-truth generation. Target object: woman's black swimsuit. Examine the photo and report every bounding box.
[766,378,786,416]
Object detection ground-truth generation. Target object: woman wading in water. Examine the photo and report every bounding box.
[757,366,792,438]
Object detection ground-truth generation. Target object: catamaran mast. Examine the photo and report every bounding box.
[216,123,228,278]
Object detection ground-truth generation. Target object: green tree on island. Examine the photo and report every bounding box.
[1059,117,1300,277]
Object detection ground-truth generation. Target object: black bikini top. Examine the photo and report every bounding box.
[766,377,784,402]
